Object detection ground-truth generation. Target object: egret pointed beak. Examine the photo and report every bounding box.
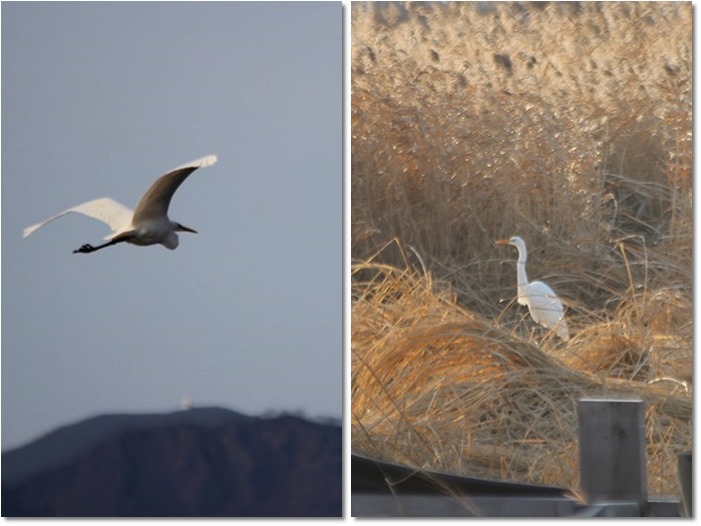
[178,225,198,234]
[495,239,510,245]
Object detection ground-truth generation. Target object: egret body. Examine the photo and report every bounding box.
[496,236,570,341]
[23,155,217,254]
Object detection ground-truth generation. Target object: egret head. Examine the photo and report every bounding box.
[496,235,524,247]
[161,223,197,250]
[496,236,528,259]
[508,236,525,249]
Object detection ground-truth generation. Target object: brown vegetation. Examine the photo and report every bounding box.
[351,2,691,496]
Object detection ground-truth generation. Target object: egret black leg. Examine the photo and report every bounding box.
[73,244,96,254]
[73,239,120,254]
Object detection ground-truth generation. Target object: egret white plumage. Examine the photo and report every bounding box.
[23,155,217,254]
[496,236,570,341]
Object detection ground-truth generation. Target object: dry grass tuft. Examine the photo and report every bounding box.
[351,1,691,498]
[556,289,692,385]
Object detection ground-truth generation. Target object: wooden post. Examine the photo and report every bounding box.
[677,451,692,517]
[577,399,647,508]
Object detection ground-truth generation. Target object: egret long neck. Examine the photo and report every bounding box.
[515,245,528,289]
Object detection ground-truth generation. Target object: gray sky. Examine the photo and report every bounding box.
[2,2,341,450]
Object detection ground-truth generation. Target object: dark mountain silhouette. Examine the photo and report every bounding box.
[2,407,341,517]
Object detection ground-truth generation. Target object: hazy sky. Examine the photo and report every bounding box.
[2,2,341,450]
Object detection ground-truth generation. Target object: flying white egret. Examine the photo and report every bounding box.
[23,154,217,254]
[496,236,570,341]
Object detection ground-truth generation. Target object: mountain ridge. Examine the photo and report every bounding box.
[2,407,341,517]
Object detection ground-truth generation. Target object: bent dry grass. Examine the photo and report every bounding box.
[351,252,691,495]
[351,2,691,497]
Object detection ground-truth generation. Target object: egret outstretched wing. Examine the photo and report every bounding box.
[23,197,133,238]
[132,155,217,224]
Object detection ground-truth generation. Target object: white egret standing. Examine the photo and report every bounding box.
[496,236,570,341]
[23,155,217,254]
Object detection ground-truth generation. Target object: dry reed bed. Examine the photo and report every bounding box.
[352,2,691,314]
[351,2,691,497]
[351,256,691,495]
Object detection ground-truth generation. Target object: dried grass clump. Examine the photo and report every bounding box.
[556,289,692,386]
[351,253,691,496]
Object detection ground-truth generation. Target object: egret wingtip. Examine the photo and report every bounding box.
[23,224,39,238]
[191,154,217,168]
[200,154,217,167]
[172,154,218,171]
